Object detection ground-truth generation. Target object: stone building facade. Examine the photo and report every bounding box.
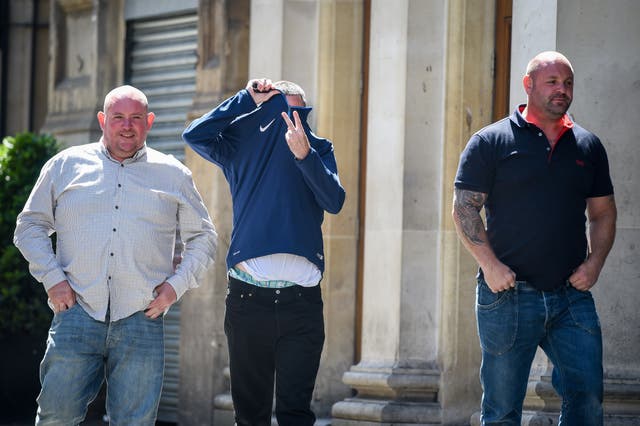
[2,0,639,424]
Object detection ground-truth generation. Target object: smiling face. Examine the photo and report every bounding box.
[97,86,155,162]
[523,52,574,120]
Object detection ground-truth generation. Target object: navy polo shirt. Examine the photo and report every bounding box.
[454,106,614,291]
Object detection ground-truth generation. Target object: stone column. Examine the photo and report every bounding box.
[42,0,124,146]
[333,0,496,423]
[440,0,496,423]
[4,0,50,136]
[312,0,364,416]
[332,1,442,423]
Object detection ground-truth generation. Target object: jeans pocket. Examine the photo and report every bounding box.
[476,279,518,355]
[566,287,601,335]
[50,302,82,331]
[225,291,246,310]
[298,286,323,307]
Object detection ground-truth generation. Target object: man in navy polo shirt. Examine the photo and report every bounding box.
[452,51,617,425]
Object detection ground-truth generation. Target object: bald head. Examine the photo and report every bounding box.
[103,85,149,115]
[526,51,574,79]
[522,51,574,121]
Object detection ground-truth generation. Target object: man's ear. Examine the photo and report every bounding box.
[97,111,106,130]
[523,75,533,95]
[146,112,155,129]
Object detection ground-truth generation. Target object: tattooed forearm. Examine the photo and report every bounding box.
[453,188,488,246]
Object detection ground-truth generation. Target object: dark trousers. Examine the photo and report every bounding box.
[224,276,325,426]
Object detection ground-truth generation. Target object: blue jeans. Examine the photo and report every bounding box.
[35,303,164,426]
[476,279,603,426]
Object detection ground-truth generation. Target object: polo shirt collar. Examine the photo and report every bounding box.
[510,104,574,131]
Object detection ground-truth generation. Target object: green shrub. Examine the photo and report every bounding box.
[0,133,59,337]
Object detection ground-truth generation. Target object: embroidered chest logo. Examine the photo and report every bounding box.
[259,118,276,133]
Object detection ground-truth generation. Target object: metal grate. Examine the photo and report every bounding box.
[126,13,198,162]
[157,304,182,423]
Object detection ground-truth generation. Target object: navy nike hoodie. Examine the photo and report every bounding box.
[181,89,345,273]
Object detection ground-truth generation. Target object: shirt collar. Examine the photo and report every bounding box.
[511,104,574,130]
[100,140,148,164]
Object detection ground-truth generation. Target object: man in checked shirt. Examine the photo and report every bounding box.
[14,85,217,425]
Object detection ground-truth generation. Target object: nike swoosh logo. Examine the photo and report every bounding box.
[259,118,276,132]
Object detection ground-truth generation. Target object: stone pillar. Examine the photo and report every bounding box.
[314,0,363,416]
[4,0,50,136]
[333,1,441,423]
[440,0,496,423]
[248,0,283,78]
[42,0,124,146]
[177,1,250,425]
[333,0,496,423]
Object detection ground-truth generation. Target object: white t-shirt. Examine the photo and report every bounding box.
[238,253,321,287]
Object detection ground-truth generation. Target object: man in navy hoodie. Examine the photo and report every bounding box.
[182,78,345,425]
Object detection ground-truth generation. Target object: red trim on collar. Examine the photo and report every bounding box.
[519,105,574,139]
[557,114,574,140]
[560,114,574,129]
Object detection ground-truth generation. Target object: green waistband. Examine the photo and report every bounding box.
[229,267,297,288]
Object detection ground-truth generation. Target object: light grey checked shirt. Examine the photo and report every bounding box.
[14,142,217,322]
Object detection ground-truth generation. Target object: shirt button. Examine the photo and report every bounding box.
[115,205,119,209]
[275,289,281,294]
[538,132,543,136]
[546,147,551,151]
[120,164,124,167]
[117,184,122,188]
[112,228,116,232]
[108,276,111,280]
[110,253,114,256]
[274,299,279,304]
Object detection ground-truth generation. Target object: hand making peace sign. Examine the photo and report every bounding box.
[281,110,311,160]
